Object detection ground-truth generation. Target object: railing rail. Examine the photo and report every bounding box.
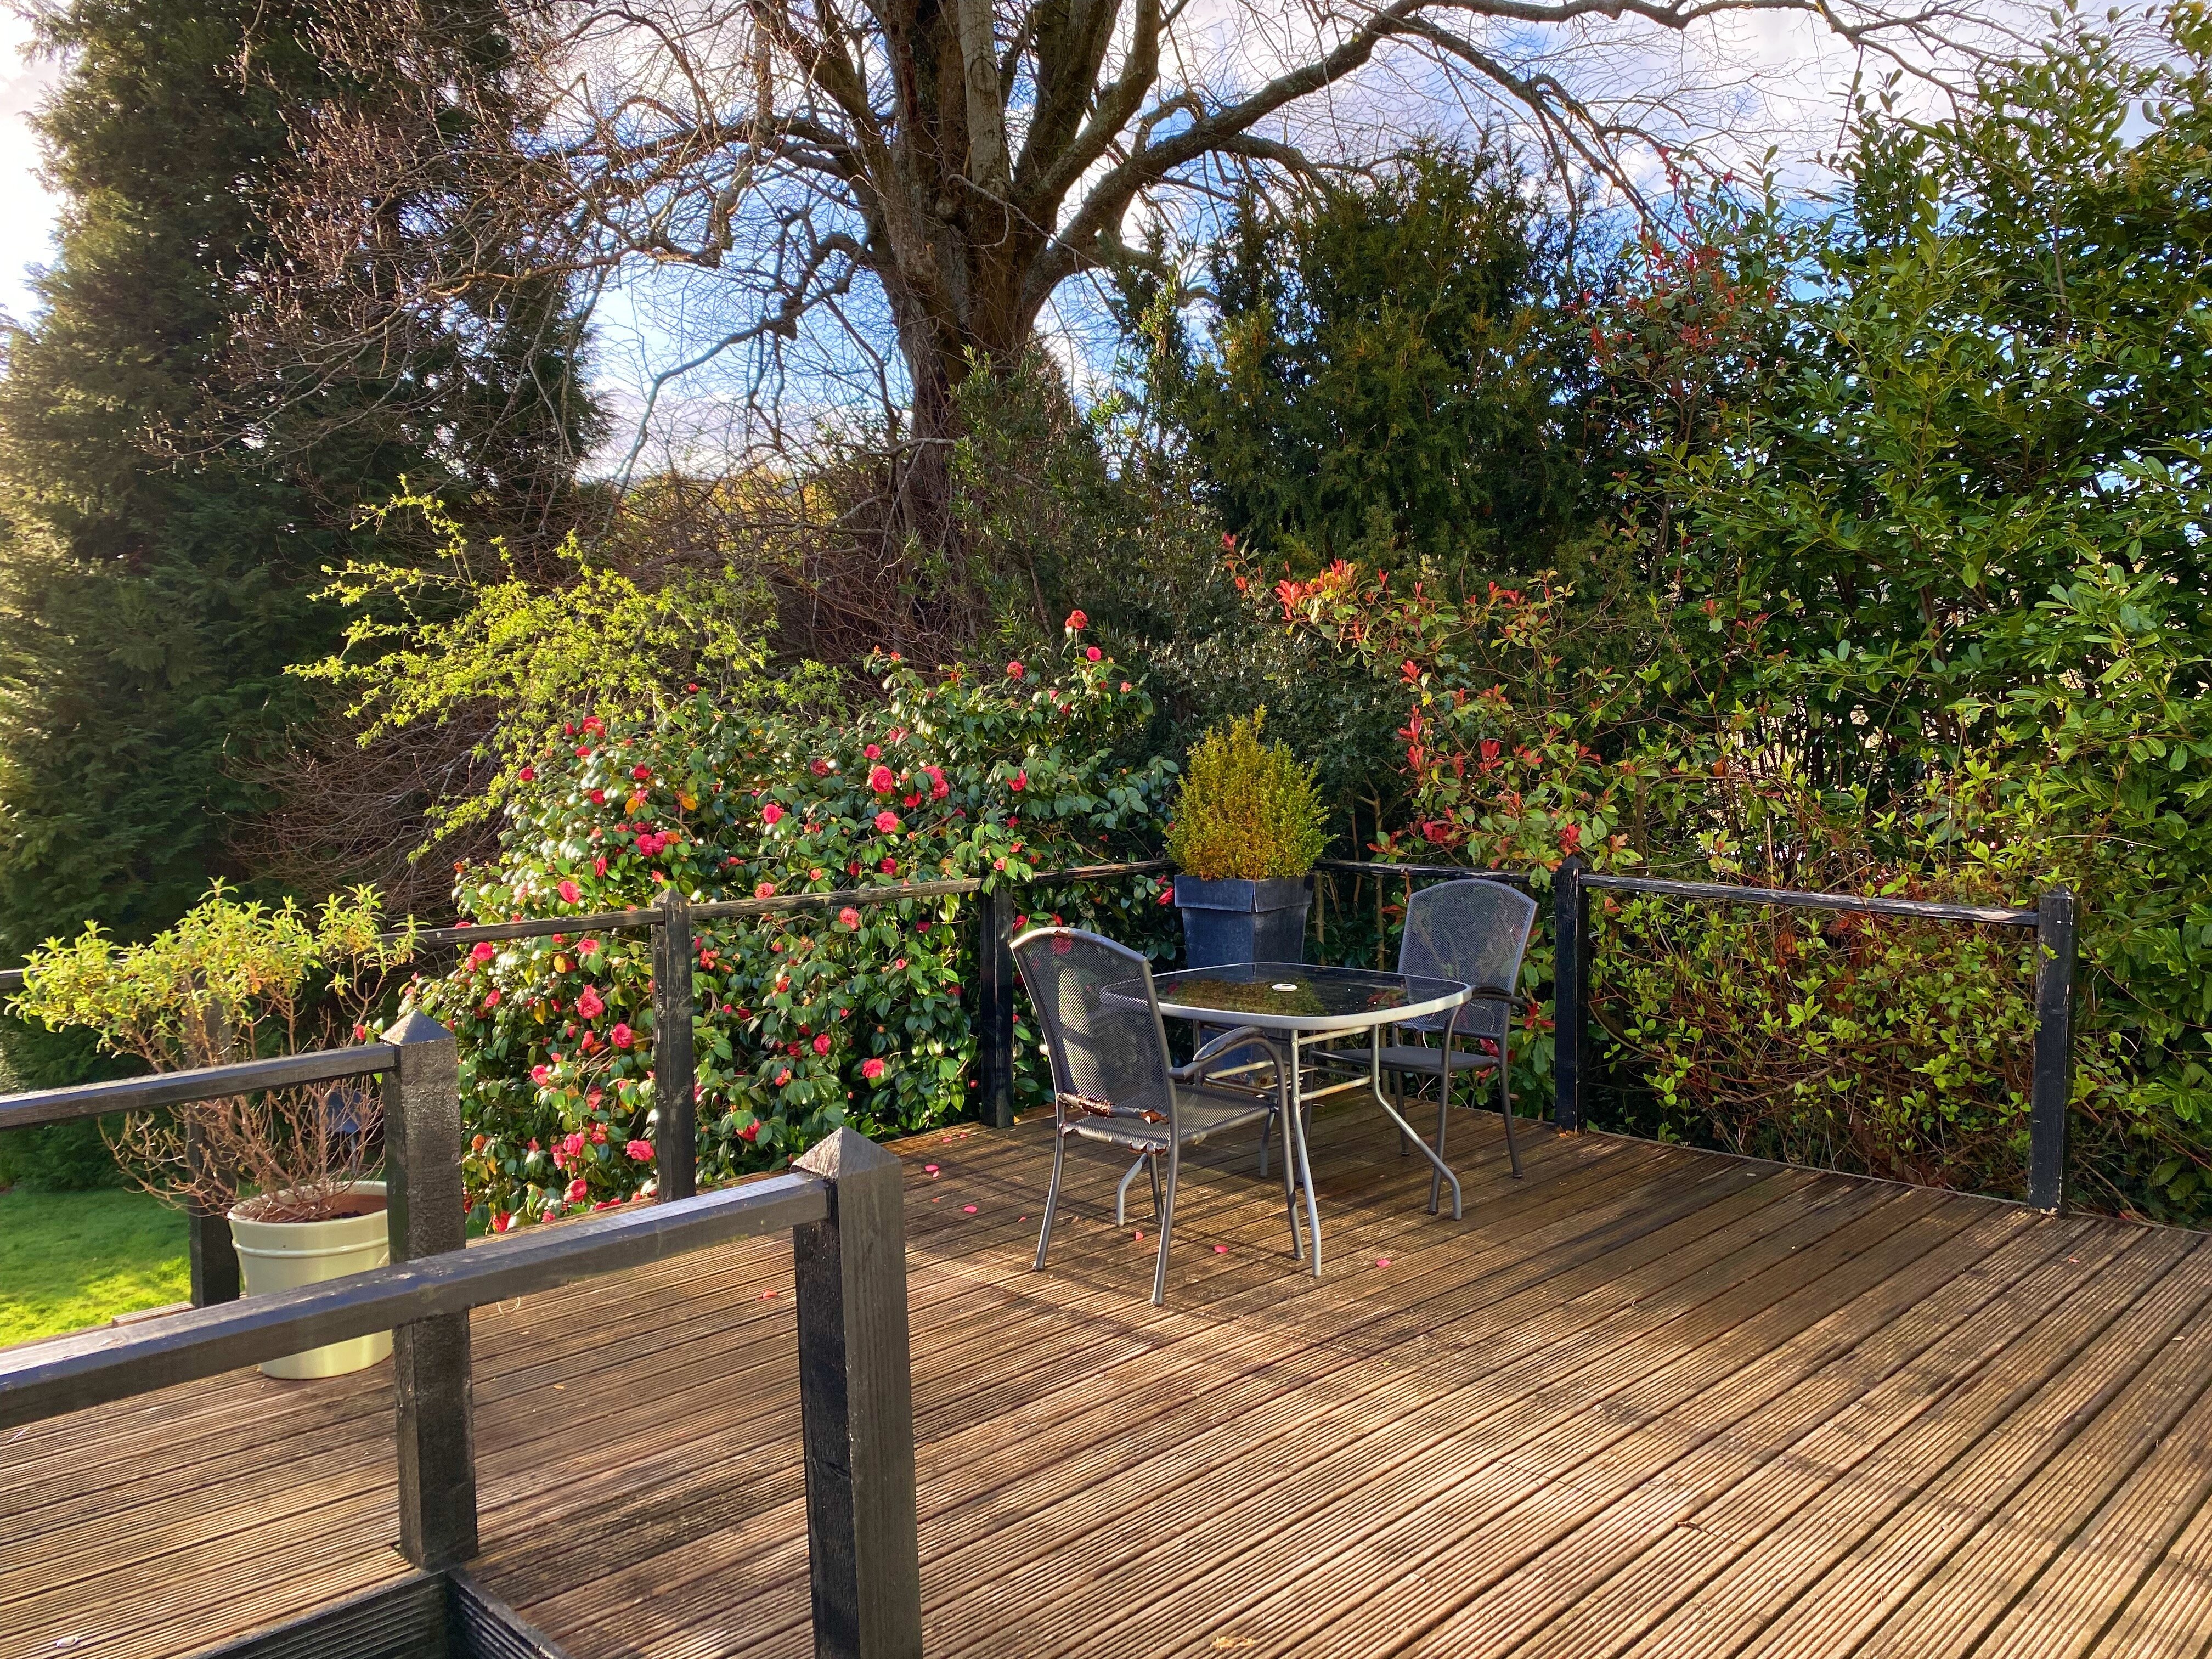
[1550,856,2078,1212]
[0,1017,925,1657]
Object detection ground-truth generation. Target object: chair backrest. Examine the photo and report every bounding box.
[1398,878,1539,1040]
[1011,928,1177,1124]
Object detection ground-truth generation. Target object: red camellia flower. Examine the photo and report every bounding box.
[1065,608,1087,630]
[755,880,777,899]
[774,1069,791,1087]
[625,1138,654,1163]
[353,1022,370,1043]
[561,1131,586,1160]
[577,985,605,1019]
[492,1211,513,1233]
[740,1120,760,1142]
[864,743,882,759]
[481,989,501,1012]
[809,757,830,776]
[566,1177,589,1203]
[470,941,496,964]
[575,745,591,759]
[1086,646,1102,662]
[869,763,895,793]
[838,906,861,928]
[531,1064,551,1086]
[1010,771,1027,791]
[862,1057,887,1081]
[812,1033,832,1056]
[517,765,535,782]
[590,788,607,805]
[557,878,582,905]
[631,764,651,781]
[594,854,608,877]
[1006,661,1024,678]
[874,810,899,833]
[761,803,785,826]
[610,1022,635,1049]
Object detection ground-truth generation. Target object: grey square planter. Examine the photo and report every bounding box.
[1173,875,1312,968]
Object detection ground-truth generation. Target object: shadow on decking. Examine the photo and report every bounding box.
[6,1102,2212,1659]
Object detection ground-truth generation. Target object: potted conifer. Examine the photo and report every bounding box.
[1166,712,1330,967]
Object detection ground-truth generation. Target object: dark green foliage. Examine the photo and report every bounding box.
[1149,145,1603,584]
[0,0,594,1087]
[0,1119,123,1192]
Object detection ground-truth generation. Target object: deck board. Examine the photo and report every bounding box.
[7,1106,2212,1659]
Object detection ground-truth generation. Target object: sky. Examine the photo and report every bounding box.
[0,10,56,323]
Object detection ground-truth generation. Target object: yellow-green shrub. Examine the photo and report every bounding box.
[1165,713,1329,879]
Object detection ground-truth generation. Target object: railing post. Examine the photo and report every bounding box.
[1553,855,1589,1132]
[380,1009,478,1570]
[185,991,241,1306]
[183,1121,241,1308]
[974,884,1015,1130]
[654,887,697,1200]
[2028,885,2077,1214]
[792,1127,924,1659]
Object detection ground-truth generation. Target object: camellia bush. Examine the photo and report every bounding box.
[410,618,1177,1229]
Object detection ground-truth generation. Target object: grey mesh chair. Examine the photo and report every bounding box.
[1311,877,1538,1211]
[1012,927,1308,1305]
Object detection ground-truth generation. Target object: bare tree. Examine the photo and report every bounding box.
[280,0,1990,537]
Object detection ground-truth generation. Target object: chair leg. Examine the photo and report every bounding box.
[1152,1138,1181,1306]
[1257,1114,1271,1178]
[1035,1128,1068,1271]
[1499,1054,1523,1178]
[1114,1153,1147,1227]
[1148,1153,1163,1218]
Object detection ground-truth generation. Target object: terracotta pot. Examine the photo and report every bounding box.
[227,1180,392,1379]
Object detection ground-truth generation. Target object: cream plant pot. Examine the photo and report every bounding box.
[227,1180,392,1379]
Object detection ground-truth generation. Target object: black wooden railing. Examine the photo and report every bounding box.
[0,1014,924,1658]
[1549,855,2077,1212]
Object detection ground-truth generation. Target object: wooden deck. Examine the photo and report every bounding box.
[9,1102,2212,1659]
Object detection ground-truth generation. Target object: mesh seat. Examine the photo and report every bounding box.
[1308,877,1538,1203]
[1013,927,1308,1304]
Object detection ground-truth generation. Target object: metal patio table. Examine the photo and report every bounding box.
[1102,961,1472,1275]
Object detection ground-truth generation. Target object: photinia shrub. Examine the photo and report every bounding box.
[411,622,1176,1228]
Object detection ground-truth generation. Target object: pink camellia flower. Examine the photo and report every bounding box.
[575,744,592,759]
[577,985,605,1019]
[838,906,861,929]
[761,803,784,826]
[774,1069,791,1087]
[932,776,949,800]
[862,1057,887,1081]
[1086,646,1103,662]
[1010,771,1028,792]
[874,810,899,833]
[1065,608,1087,630]
[1120,680,1132,692]
[869,763,895,793]
[561,1131,586,1160]
[625,1138,654,1163]
[631,764,651,781]
[470,941,496,964]
[610,1022,635,1049]
[893,956,907,970]
[579,937,600,955]
[594,854,608,877]
[755,880,777,899]
[1007,661,1024,678]
[517,765,535,782]
[566,1176,589,1203]
[531,1064,551,1086]
[582,716,603,735]
[864,743,882,759]
[812,1033,832,1057]
[558,878,582,905]
[481,989,501,1012]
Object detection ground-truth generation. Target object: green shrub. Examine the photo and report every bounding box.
[1165,713,1329,881]
[414,624,1177,1228]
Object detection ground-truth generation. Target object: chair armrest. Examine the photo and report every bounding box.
[1175,1025,1282,1082]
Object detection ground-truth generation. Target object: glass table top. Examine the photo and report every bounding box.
[1107,961,1471,1031]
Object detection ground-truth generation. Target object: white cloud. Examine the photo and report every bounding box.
[0,10,58,323]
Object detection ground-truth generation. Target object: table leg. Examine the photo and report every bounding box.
[1285,1031,1322,1277]
[1367,1025,1462,1220]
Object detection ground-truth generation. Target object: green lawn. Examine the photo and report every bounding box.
[0,1187,189,1345]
